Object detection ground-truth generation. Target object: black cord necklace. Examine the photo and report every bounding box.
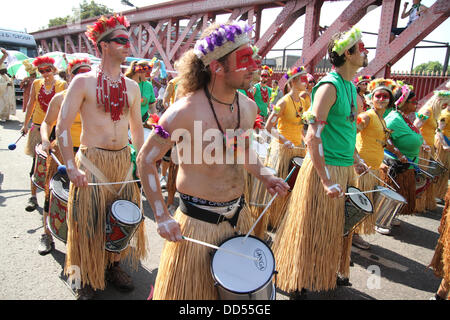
[336,72,356,123]
[210,93,238,112]
[204,86,241,149]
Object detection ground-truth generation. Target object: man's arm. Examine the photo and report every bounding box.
[128,81,145,153]
[56,77,85,187]
[137,102,184,242]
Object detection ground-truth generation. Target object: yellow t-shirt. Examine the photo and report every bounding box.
[356,109,387,168]
[418,107,436,147]
[59,90,81,148]
[439,108,450,137]
[276,94,305,147]
[31,79,66,124]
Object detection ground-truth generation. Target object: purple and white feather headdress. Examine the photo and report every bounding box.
[193,21,253,66]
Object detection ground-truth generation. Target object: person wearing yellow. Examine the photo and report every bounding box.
[37,58,91,255]
[414,90,450,213]
[21,56,67,212]
[352,78,396,248]
[259,66,308,235]
[435,93,450,200]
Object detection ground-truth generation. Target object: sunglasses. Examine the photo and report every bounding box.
[135,65,152,72]
[38,67,53,74]
[72,66,91,76]
[106,37,130,45]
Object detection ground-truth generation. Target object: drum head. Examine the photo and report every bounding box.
[347,186,373,213]
[111,200,142,225]
[292,157,304,167]
[375,185,406,203]
[50,172,70,202]
[211,235,275,294]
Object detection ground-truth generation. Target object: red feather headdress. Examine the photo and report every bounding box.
[68,58,91,74]
[33,56,55,68]
[85,14,130,45]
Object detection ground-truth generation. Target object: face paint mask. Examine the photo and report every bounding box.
[358,42,368,55]
[373,91,390,101]
[235,47,257,72]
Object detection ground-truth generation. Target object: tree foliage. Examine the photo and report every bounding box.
[413,61,450,74]
[47,0,113,28]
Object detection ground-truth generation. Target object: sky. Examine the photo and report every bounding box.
[1,0,448,72]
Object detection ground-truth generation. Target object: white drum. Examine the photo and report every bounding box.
[344,186,373,236]
[211,235,276,300]
[105,200,144,253]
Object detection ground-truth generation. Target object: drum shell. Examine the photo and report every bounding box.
[32,145,47,190]
[375,187,406,229]
[415,171,432,197]
[343,188,373,236]
[426,161,447,180]
[211,235,276,300]
[47,172,70,242]
[105,201,143,253]
[287,157,304,190]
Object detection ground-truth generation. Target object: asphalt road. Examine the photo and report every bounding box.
[0,105,445,300]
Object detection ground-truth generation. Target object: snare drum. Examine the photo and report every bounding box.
[211,235,276,300]
[47,172,70,242]
[287,157,304,190]
[426,160,447,182]
[374,186,407,230]
[415,170,432,197]
[344,186,373,236]
[249,167,277,207]
[32,144,48,190]
[105,200,144,253]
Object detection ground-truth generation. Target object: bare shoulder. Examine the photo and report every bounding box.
[159,94,193,132]
[124,76,139,91]
[68,70,97,91]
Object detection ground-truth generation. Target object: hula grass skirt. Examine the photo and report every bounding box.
[152,206,254,300]
[429,187,450,284]
[416,148,437,213]
[434,141,449,200]
[354,169,380,235]
[24,124,41,157]
[64,146,147,291]
[272,157,355,292]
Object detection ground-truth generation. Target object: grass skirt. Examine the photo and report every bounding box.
[434,141,449,200]
[379,168,416,215]
[416,148,437,213]
[354,169,380,235]
[153,206,254,300]
[264,141,306,231]
[64,146,147,291]
[166,161,178,206]
[429,188,450,282]
[24,124,41,157]
[272,157,355,292]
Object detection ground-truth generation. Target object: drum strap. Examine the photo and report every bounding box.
[179,195,245,228]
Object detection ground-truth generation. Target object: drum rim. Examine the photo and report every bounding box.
[35,144,48,158]
[50,172,70,202]
[347,186,373,213]
[110,200,143,225]
[374,185,407,203]
[210,234,276,295]
[291,156,304,166]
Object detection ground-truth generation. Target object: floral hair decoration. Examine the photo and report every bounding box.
[261,65,273,77]
[193,21,253,66]
[68,58,91,74]
[33,56,56,68]
[353,75,373,86]
[86,14,130,45]
[332,26,362,56]
[283,65,306,83]
[367,78,396,95]
[23,59,37,74]
[395,84,413,108]
[434,90,450,98]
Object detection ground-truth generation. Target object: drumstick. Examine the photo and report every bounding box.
[367,170,396,192]
[8,133,25,150]
[261,130,306,150]
[344,187,389,196]
[357,166,371,178]
[387,171,401,190]
[243,166,297,243]
[50,151,67,174]
[182,236,257,261]
[408,161,435,169]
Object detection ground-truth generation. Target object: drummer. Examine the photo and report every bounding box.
[353,78,397,248]
[353,75,373,114]
[272,26,369,298]
[434,91,450,201]
[262,66,309,234]
[414,90,450,213]
[378,83,425,232]
[37,58,92,255]
[137,20,289,300]
[21,56,67,212]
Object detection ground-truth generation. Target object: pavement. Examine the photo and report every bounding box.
[0,105,445,300]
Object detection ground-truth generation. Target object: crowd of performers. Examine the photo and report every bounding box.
[1,13,450,301]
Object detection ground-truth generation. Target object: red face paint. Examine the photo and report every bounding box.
[235,47,257,71]
[358,42,368,54]
[300,75,308,83]
[374,91,390,101]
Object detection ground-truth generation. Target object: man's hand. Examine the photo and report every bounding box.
[67,167,88,187]
[323,180,344,198]
[157,217,183,242]
[354,160,369,175]
[263,174,290,197]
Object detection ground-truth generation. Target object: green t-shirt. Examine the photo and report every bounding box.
[139,81,156,120]
[253,83,272,117]
[311,71,357,166]
[384,111,423,165]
